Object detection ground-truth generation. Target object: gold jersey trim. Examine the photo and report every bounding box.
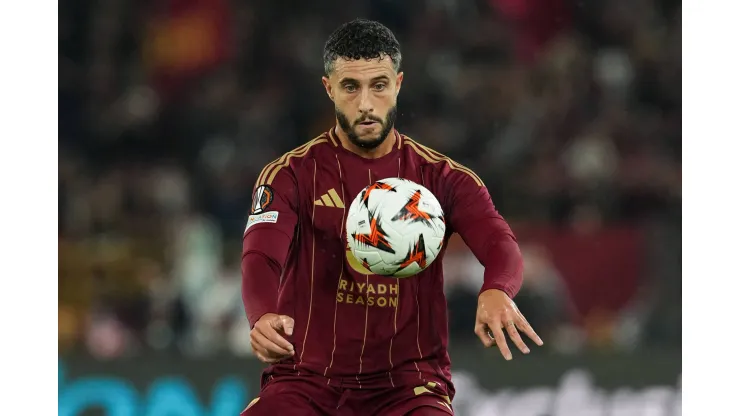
[255,134,327,186]
[402,136,484,187]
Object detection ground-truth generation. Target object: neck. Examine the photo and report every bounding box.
[334,125,396,160]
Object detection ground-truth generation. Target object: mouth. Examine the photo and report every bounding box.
[358,120,379,127]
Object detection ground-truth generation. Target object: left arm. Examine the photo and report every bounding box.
[444,169,543,359]
[446,180,523,298]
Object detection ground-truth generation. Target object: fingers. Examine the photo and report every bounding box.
[262,326,296,354]
[250,315,296,363]
[515,313,544,346]
[474,323,495,348]
[278,315,295,336]
[250,340,280,363]
[504,319,530,355]
[475,300,544,360]
[252,330,294,357]
[258,315,295,352]
[489,317,513,361]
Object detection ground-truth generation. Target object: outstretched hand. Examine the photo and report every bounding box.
[474,289,543,360]
[250,313,296,363]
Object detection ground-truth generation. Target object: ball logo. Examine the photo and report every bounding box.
[251,185,274,214]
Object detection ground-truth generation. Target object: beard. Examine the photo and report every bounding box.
[336,105,397,150]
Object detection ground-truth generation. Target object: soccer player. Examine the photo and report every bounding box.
[241,19,543,416]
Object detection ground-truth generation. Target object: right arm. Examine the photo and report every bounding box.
[241,167,299,362]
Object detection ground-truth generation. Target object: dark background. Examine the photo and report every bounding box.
[58,0,681,413]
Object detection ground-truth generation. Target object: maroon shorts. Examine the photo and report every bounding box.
[240,374,454,416]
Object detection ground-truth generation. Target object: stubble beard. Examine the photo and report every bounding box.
[336,106,398,150]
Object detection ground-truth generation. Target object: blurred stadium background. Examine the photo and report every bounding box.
[58,0,681,415]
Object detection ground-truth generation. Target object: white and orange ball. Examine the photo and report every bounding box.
[346,178,446,278]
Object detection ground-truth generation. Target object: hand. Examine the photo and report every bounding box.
[250,313,295,363]
[474,289,543,360]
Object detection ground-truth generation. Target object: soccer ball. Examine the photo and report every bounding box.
[346,178,446,278]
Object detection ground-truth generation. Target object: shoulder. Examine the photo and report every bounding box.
[254,133,332,187]
[399,134,485,188]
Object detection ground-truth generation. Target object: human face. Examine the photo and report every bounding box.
[322,56,403,149]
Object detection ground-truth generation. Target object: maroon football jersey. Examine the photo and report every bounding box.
[242,128,520,396]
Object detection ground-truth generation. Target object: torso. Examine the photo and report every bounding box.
[270,130,455,392]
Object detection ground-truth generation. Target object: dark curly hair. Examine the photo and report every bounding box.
[323,19,402,76]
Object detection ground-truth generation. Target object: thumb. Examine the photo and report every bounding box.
[279,315,295,336]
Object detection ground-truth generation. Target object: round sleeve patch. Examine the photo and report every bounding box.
[250,185,275,214]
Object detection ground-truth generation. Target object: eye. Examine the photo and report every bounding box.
[345,84,358,93]
[373,83,387,91]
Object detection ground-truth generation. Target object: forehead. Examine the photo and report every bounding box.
[331,56,396,81]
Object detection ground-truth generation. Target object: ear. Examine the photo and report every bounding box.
[322,76,334,101]
[395,72,404,97]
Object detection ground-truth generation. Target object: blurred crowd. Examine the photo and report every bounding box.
[58,0,681,358]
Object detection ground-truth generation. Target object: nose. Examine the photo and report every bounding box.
[358,87,373,115]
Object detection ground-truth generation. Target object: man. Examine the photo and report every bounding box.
[241,19,543,416]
